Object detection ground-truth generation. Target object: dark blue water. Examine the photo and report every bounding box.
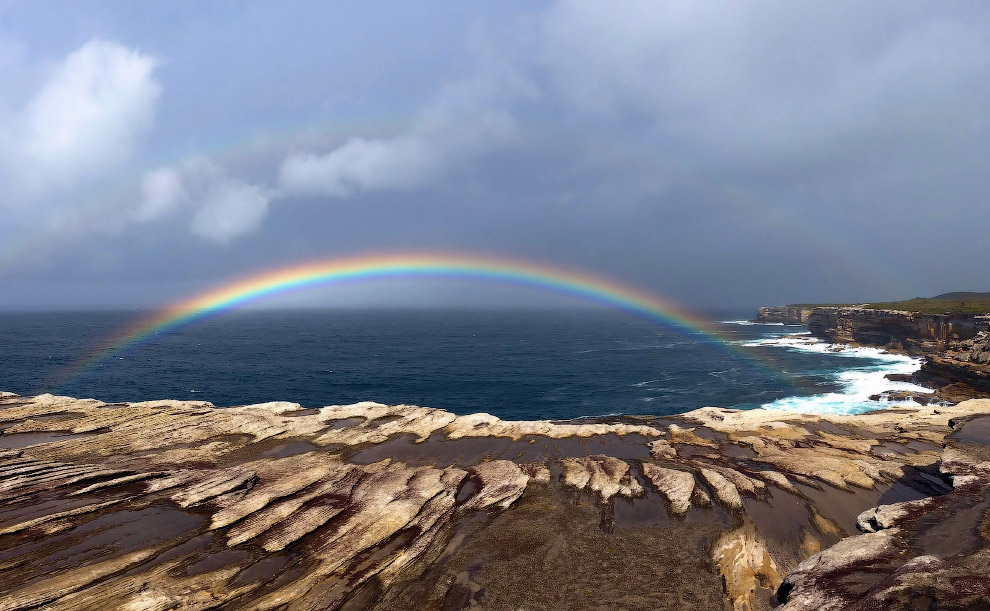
[0,309,920,420]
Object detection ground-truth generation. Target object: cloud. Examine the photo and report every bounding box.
[537,1,990,172]
[190,181,274,244]
[276,1,990,207]
[134,158,278,244]
[7,3,990,307]
[279,70,530,197]
[134,167,186,222]
[1,38,160,205]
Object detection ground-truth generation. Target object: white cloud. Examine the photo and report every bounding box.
[279,70,529,197]
[134,158,278,244]
[280,136,439,197]
[134,167,186,222]
[1,38,160,205]
[190,181,273,244]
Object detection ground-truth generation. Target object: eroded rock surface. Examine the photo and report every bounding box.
[776,412,990,610]
[641,464,694,515]
[561,454,643,500]
[0,392,988,610]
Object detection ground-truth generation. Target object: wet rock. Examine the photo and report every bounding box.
[314,402,665,446]
[868,389,937,405]
[0,548,161,611]
[519,461,551,483]
[641,463,694,515]
[668,423,718,448]
[561,455,643,500]
[691,484,713,507]
[777,529,900,610]
[1,391,989,610]
[705,464,766,496]
[209,460,339,529]
[777,407,990,610]
[714,524,782,611]
[699,467,743,509]
[756,470,798,494]
[0,499,123,535]
[855,498,933,533]
[462,460,528,510]
[232,401,305,414]
[170,467,257,508]
[70,471,168,496]
[647,438,676,458]
[248,467,365,552]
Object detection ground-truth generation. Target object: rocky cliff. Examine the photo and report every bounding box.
[803,307,986,352]
[915,330,990,402]
[1,391,989,610]
[758,305,990,402]
[756,306,812,325]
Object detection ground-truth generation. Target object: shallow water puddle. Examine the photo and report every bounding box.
[0,431,101,449]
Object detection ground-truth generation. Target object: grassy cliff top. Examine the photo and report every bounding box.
[789,292,990,315]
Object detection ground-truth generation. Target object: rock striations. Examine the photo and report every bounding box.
[0,391,989,610]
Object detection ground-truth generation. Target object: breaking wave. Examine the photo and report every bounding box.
[744,334,933,414]
[719,320,788,326]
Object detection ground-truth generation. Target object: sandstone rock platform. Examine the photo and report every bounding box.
[1,391,988,610]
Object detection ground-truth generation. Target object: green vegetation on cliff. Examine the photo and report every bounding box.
[790,292,990,315]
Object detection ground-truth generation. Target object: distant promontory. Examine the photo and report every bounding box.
[757,293,990,403]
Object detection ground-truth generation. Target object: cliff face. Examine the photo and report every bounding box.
[756,306,812,325]
[758,305,990,401]
[804,307,985,351]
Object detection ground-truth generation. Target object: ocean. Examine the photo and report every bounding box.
[0,308,933,420]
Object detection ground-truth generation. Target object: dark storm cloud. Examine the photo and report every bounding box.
[0,1,987,309]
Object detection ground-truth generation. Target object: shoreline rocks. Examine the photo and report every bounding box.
[1,391,989,610]
[776,413,990,609]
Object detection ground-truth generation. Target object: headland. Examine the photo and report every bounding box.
[757,293,990,404]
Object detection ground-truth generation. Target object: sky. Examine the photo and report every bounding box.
[0,1,988,311]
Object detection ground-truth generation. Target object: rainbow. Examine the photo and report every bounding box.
[55,252,788,389]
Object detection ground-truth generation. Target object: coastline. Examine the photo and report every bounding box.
[755,305,990,404]
[2,390,989,609]
[725,321,934,414]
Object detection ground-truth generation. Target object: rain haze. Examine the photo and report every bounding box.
[1,1,988,310]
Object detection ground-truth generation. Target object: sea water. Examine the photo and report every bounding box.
[0,309,930,420]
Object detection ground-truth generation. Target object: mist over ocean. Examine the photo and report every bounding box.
[0,309,931,420]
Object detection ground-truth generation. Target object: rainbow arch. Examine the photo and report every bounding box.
[55,252,789,389]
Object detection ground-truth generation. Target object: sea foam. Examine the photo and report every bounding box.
[743,333,933,414]
[719,320,788,326]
